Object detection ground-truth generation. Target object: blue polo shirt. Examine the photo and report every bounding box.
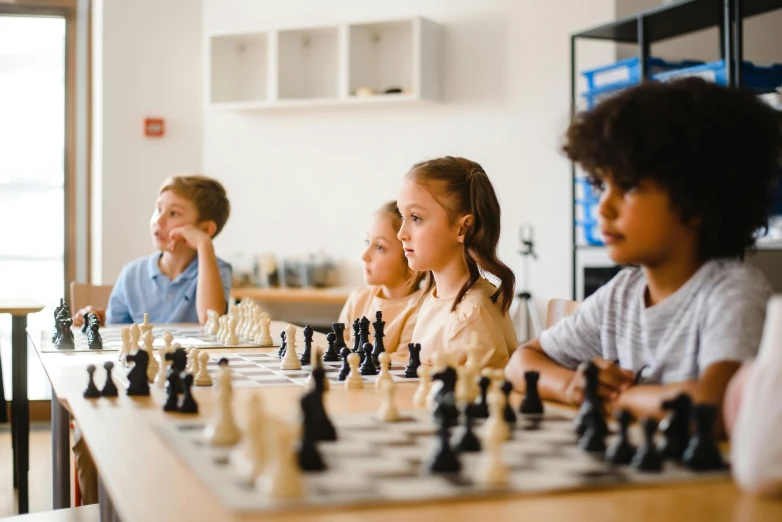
[105,252,233,325]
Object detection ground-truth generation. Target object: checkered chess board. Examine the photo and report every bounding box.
[206,352,418,388]
[154,408,729,514]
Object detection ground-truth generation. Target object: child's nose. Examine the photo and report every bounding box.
[397,223,408,241]
[361,247,371,262]
[598,188,619,220]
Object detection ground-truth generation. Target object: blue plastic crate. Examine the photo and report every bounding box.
[654,60,782,93]
[574,177,603,245]
[581,83,627,110]
[581,57,703,91]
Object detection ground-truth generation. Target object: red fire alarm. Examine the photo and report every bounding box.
[144,117,165,137]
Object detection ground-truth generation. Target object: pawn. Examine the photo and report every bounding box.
[476,434,509,487]
[483,388,510,442]
[225,316,239,346]
[374,352,393,390]
[519,370,544,415]
[195,351,213,386]
[322,332,340,362]
[185,347,199,374]
[280,325,301,370]
[455,404,481,453]
[413,365,431,407]
[345,353,363,389]
[83,364,101,398]
[300,325,313,365]
[425,420,461,474]
[499,381,517,426]
[337,346,351,381]
[631,418,663,472]
[473,375,491,419]
[179,373,199,414]
[606,409,636,465]
[377,380,400,422]
[257,315,273,346]
[578,409,608,453]
[359,342,377,375]
[100,361,118,397]
[163,372,180,412]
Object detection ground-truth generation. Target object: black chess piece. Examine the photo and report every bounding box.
[359,342,378,375]
[87,320,103,350]
[333,322,348,354]
[425,417,462,474]
[606,409,635,465]
[178,373,199,414]
[165,347,188,373]
[351,319,361,353]
[358,316,370,363]
[682,404,726,471]
[433,390,460,428]
[278,330,287,357]
[323,332,340,362]
[455,404,481,452]
[337,347,351,381]
[55,312,75,350]
[578,408,608,453]
[83,364,101,398]
[574,362,605,436]
[432,366,457,406]
[81,312,91,334]
[163,372,180,412]
[300,325,313,365]
[301,366,337,441]
[371,311,386,367]
[126,350,150,396]
[473,375,491,419]
[658,393,692,461]
[519,370,544,415]
[500,381,517,426]
[404,343,421,378]
[631,418,663,472]
[100,361,118,397]
[53,298,70,342]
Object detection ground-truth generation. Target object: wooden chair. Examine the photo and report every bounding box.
[67,282,112,506]
[69,282,113,313]
[546,298,580,329]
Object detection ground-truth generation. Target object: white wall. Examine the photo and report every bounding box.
[91,0,204,284]
[203,0,618,311]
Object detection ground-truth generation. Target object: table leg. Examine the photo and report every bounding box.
[11,315,29,514]
[52,387,71,509]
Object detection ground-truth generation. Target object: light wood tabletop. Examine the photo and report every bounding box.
[3,505,99,522]
[230,287,351,305]
[32,323,782,522]
[0,298,45,315]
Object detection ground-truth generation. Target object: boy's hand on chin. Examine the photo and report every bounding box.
[167,225,212,251]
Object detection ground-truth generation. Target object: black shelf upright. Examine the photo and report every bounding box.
[568,0,782,300]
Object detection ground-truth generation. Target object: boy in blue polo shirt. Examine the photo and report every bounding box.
[74,174,232,326]
[72,174,232,504]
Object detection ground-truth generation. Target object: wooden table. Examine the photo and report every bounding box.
[0,298,45,514]
[32,324,782,522]
[230,287,351,305]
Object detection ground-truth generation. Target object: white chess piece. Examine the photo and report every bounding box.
[483,387,510,442]
[476,433,509,487]
[230,394,270,481]
[129,323,141,356]
[345,353,363,389]
[257,314,273,346]
[204,362,240,446]
[262,419,303,500]
[226,316,239,346]
[195,351,213,386]
[142,330,159,383]
[208,311,220,335]
[217,315,227,341]
[426,374,443,410]
[154,345,171,388]
[139,313,154,338]
[455,365,474,404]
[280,325,301,370]
[377,380,400,422]
[374,352,393,390]
[119,327,131,366]
[186,347,200,374]
[413,365,431,407]
[162,331,174,352]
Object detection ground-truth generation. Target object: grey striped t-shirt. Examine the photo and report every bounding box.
[540,259,772,384]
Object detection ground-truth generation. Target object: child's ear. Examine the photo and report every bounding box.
[200,220,218,238]
[456,214,474,244]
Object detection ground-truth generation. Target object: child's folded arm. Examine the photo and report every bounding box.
[506,339,577,404]
[195,241,228,324]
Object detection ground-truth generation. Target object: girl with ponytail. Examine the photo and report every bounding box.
[397,156,517,369]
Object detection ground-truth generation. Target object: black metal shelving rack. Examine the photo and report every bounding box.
[569,0,782,299]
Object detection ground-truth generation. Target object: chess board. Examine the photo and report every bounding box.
[38,327,275,353]
[205,352,419,388]
[153,408,729,514]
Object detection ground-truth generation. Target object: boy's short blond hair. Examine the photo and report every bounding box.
[160,175,231,237]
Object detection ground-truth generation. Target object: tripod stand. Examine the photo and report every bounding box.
[510,224,543,344]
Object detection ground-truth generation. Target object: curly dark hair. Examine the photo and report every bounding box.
[564,77,782,260]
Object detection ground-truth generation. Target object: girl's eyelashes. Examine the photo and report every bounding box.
[411,214,421,223]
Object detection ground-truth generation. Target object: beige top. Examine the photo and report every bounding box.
[338,285,423,354]
[412,278,518,369]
